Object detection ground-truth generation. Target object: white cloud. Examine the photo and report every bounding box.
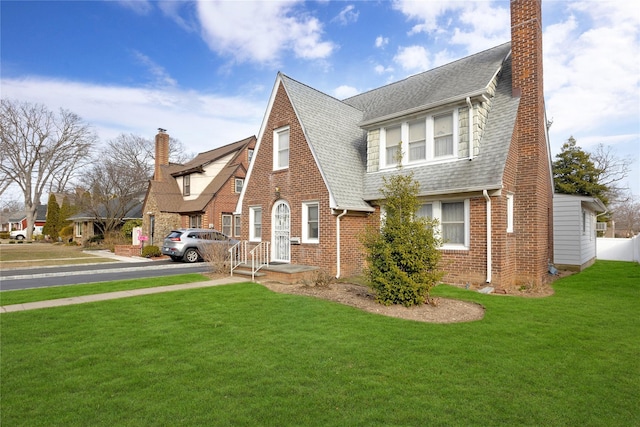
[195,1,334,66]
[374,64,394,74]
[392,0,464,34]
[394,45,430,74]
[0,77,263,153]
[332,4,359,26]
[375,35,389,49]
[116,0,153,15]
[132,51,178,88]
[333,85,359,99]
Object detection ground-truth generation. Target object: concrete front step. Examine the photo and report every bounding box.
[231,263,320,284]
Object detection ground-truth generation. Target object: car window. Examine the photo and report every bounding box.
[166,231,182,239]
[187,232,199,239]
[213,232,228,241]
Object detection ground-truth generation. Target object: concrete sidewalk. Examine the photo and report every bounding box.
[0,276,247,313]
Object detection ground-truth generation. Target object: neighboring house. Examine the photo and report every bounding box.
[68,197,143,245]
[553,194,606,270]
[1,210,22,232]
[8,204,47,235]
[237,0,554,288]
[142,130,256,246]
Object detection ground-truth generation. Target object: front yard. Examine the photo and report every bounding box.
[1,260,638,426]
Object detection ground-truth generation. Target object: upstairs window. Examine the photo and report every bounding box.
[433,113,454,157]
[408,119,426,162]
[384,126,401,166]
[380,109,458,168]
[274,127,289,170]
[183,175,190,196]
[234,178,244,193]
[248,149,254,163]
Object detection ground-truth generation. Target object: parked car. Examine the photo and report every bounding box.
[10,227,43,240]
[161,228,238,263]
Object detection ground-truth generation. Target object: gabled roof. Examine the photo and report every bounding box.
[363,53,518,200]
[68,196,143,221]
[9,204,48,222]
[344,42,512,126]
[150,136,255,214]
[267,43,515,208]
[279,74,372,211]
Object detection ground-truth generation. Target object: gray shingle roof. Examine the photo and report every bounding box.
[363,54,519,199]
[278,42,515,208]
[280,74,372,211]
[344,43,511,125]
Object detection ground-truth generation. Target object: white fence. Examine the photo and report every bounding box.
[597,236,640,263]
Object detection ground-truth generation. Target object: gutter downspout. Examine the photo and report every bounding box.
[336,209,348,279]
[466,97,474,161]
[483,190,492,283]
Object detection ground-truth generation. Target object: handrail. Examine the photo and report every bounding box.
[250,241,270,282]
[229,241,247,276]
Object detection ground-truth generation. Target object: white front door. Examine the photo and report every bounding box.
[272,201,290,262]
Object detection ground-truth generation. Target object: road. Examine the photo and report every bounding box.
[0,259,209,291]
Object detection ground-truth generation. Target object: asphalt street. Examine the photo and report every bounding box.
[0,257,209,291]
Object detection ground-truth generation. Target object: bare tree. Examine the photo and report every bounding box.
[610,192,640,237]
[0,99,97,239]
[591,143,634,202]
[78,134,156,235]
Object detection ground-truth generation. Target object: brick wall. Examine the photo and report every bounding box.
[510,0,553,286]
[242,81,376,277]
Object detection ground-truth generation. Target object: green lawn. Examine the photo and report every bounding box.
[1,261,638,426]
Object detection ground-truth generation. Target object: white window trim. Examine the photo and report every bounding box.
[506,194,514,233]
[302,201,320,244]
[234,214,241,237]
[234,178,244,193]
[249,206,262,242]
[273,126,290,171]
[417,199,470,250]
[380,109,459,169]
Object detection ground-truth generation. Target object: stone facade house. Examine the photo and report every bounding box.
[142,131,256,246]
[237,0,554,289]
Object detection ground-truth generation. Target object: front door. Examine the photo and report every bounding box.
[272,201,290,262]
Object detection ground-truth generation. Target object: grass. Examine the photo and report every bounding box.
[1,260,638,426]
[0,274,210,306]
[0,242,115,268]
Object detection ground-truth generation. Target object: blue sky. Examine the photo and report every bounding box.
[2,0,639,197]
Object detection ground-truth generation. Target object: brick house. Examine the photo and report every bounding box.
[237,0,553,288]
[143,130,256,246]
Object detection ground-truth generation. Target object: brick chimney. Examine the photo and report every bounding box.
[154,128,169,181]
[510,0,554,285]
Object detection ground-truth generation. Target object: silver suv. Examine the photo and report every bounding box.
[161,228,238,263]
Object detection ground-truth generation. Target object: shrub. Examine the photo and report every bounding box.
[121,219,142,240]
[201,243,232,275]
[362,171,443,307]
[141,245,161,258]
[0,232,10,239]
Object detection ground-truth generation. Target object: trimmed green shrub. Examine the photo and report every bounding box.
[141,245,161,258]
[362,171,443,307]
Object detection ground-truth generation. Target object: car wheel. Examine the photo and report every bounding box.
[16,235,24,241]
[170,256,181,262]
[183,248,200,263]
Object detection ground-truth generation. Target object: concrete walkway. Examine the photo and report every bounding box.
[0,276,247,313]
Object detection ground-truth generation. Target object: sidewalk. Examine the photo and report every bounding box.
[0,276,247,313]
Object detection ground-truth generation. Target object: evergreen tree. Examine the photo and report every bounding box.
[362,171,443,307]
[43,194,60,240]
[59,195,74,232]
[553,137,609,205]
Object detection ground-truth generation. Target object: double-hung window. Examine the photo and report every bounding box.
[408,119,426,162]
[384,126,402,166]
[274,127,289,170]
[433,113,454,157]
[249,207,262,241]
[234,215,241,237]
[416,200,469,249]
[380,110,457,168]
[189,214,202,228]
[183,175,191,196]
[222,214,232,236]
[234,178,244,193]
[302,202,319,243]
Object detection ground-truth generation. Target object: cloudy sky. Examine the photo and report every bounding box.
[2,0,639,196]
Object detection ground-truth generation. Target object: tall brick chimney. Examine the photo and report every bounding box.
[154,128,169,181]
[510,0,554,285]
